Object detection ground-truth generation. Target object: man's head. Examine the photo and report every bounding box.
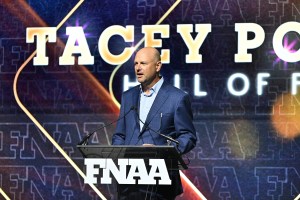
[134,47,162,91]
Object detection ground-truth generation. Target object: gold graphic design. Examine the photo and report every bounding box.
[109,0,182,108]
[0,188,11,200]
[11,0,205,199]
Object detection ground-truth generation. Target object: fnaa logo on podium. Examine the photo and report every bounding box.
[84,158,172,185]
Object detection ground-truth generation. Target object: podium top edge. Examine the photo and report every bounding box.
[77,145,175,149]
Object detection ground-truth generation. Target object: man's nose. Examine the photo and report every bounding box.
[136,64,141,70]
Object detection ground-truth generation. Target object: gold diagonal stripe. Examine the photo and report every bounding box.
[180,171,207,200]
[109,0,182,108]
[0,188,11,200]
[13,0,107,199]
[13,0,205,199]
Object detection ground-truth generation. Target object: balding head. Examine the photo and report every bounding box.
[136,47,161,62]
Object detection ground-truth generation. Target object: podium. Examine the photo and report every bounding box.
[77,145,188,170]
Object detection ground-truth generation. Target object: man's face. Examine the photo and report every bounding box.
[134,49,161,86]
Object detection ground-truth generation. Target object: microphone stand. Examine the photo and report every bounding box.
[78,106,135,145]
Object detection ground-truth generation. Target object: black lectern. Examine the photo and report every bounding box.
[77,145,188,170]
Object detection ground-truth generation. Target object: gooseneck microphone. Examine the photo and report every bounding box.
[77,106,135,145]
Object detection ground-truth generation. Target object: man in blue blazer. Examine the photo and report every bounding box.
[112,47,197,199]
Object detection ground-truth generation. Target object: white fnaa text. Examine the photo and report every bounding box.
[84,158,172,185]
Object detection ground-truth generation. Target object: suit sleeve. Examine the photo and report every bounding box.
[112,95,126,145]
[173,94,197,154]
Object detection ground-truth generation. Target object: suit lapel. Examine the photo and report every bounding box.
[140,82,169,133]
[131,86,141,130]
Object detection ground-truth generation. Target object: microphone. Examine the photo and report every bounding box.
[135,109,179,145]
[78,106,135,145]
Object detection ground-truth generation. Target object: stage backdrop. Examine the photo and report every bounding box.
[1,0,300,199]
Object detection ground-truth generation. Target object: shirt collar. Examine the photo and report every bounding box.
[140,77,164,96]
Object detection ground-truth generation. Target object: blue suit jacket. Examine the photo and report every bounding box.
[112,81,197,198]
[112,81,197,154]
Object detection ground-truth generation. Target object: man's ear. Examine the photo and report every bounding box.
[156,61,162,72]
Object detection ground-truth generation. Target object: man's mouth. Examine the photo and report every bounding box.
[136,73,143,77]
